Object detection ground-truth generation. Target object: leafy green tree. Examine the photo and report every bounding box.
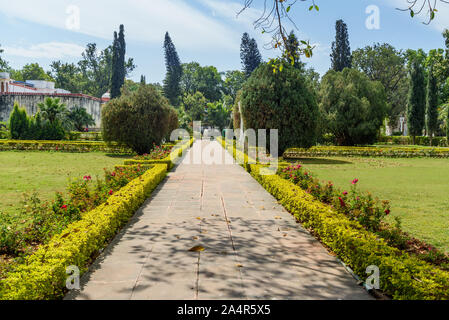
[407,59,427,144]
[207,101,231,131]
[66,106,96,131]
[240,33,262,78]
[37,97,68,124]
[111,25,127,99]
[426,64,439,144]
[102,84,171,154]
[240,63,319,154]
[9,103,29,139]
[319,68,388,146]
[11,63,53,82]
[182,91,207,122]
[50,61,84,93]
[180,62,223,102]
[223,70,246,102]
[140,75,146,85]
[163,32,182,107]
[331,20,352,72]
[78,43,135,98]
[352,43,408,124]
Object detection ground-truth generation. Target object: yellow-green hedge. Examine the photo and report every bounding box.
[0,164,167,300]
[219,138,449,299]
[216,137,256,172]
[124,138,195,170]
[0,140,130,153]
[284,145,449,158]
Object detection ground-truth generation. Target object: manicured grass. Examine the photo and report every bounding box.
[0,151,131,214]
[286,157,449,253]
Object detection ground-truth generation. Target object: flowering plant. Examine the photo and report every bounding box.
[133,144,173,160]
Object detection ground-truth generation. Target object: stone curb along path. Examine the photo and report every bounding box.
[65,140,372,300]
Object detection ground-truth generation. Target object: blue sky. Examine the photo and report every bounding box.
[0,0,448,86]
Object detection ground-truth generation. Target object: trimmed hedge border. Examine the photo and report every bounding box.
[124,137,195,169]
[0,140,131,154]
[284,145,449,159]
[0,164,167,300]
[219,138,449,300]
[0,137,194,300]
[378,136,448,147]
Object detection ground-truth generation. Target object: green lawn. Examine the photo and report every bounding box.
[0,151,131,214]
[287,157,449,253]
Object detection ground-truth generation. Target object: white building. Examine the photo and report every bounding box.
[0,72,70,94]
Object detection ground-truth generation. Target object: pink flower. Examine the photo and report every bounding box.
[83,175,92,181]
[352,179,359,185]
[111,172,116,177]
[338,197,346,207]
[342,191,348,196]
[108,190,114,195]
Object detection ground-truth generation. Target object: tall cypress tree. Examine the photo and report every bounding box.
[331,20,352,72]
[110,31,121,99]
[407,59,426,145]
[110,25,126,99]
[163,32,182,107]
[426,64,439,145]
[240,33,262,78]
[140,75,146,85]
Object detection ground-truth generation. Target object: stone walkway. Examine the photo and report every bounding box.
[66,140,371,300]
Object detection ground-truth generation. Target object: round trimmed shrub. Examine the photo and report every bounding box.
[240,63,319,154]
[102,84,170,154]
[319,68,388,146]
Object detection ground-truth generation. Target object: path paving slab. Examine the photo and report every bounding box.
[65,140,372,300]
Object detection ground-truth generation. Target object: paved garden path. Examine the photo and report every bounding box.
[66,140,371,300]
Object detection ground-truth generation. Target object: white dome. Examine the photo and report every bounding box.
[102,92,111,99]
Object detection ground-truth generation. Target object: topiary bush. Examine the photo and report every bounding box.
[240,62,319,154]
[319,68,388,146]
[102,84,171,154]
[9,103,29,140]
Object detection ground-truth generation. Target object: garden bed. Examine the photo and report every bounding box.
[0,140,193,300]
[218,137,449,300]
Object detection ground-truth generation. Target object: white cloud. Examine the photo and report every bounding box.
[4,42,85,59]
[0,0,241,51]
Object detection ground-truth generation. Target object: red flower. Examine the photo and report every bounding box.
[384,209,391,215]
[352,178,359,185]
[108,190,114,195]
[342,191,348,196]
[61,205,68,210]
[338,197,346,207]
[111,172,116,177]
[83,175,92,181]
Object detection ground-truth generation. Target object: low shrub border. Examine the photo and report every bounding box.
[284,145,449,159]
[0,136,195,300]
[378,136,448,147]
[0,140,131,154]
[0,164,167,300]
[124,137,195,170]
[219,138,449,299]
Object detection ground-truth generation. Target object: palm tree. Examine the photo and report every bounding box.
[66,106,96,131]
[37,97,67,124]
